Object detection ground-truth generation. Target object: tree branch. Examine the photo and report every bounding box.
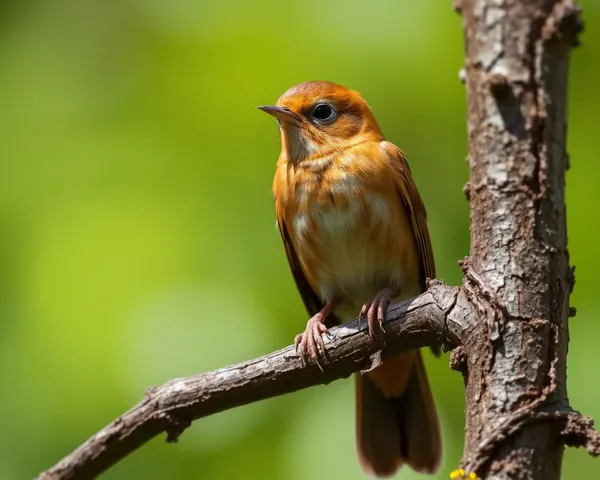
[36,283,473,480]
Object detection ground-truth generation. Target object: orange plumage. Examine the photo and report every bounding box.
[260,81,441,477]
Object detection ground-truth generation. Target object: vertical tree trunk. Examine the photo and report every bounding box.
[456,0,582,478]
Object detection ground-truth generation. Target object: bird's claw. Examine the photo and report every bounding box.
[361,288,396,339]
[294,316,330,370]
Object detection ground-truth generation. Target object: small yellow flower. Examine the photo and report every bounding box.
[449,469,481,480]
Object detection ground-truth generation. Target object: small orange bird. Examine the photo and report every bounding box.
[259,81,441,477]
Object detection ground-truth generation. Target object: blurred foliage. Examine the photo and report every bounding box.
[0,0,599,479]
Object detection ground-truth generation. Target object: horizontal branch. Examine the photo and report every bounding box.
[37,282,474,480]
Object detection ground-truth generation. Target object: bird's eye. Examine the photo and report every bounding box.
[311,103,337,124]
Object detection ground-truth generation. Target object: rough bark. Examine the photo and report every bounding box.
[455,0,583,478]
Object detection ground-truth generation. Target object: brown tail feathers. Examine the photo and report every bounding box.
[355,351,441,477]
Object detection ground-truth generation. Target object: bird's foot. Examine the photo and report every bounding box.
[360,287,399,338]
[294,301,337,370]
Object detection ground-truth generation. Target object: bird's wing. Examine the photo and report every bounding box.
[355,143,442,475]
[381,141,436,291]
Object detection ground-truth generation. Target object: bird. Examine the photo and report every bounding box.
[259,81,441,477]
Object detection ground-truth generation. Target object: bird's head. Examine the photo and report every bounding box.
[259,81,384,163]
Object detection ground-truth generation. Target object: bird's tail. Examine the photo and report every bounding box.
[354,351,442,477]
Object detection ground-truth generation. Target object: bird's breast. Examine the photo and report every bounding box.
[285,163,419,312]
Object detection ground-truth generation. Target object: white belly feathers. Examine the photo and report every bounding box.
[292,186,404,308]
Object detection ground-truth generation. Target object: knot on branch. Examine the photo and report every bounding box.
[163,414,192,443]
[559,411,600,456]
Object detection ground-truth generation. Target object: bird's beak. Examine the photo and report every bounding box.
[258,105,303,127]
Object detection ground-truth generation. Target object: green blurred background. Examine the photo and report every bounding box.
[1,0,598,479]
